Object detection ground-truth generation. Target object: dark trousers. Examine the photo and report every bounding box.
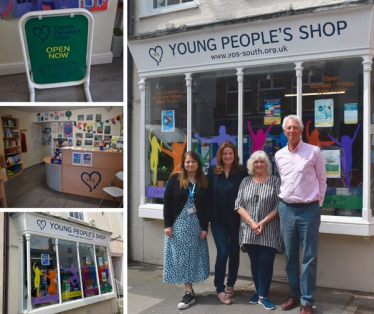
[244,244,276,297]
[211,222,240,293]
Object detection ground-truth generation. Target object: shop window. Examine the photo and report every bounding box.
[243,64,296,165]
[69,212,85,222]
[145,76,187,205]
[192,70,238,171]
[58,240,82,303]
[141,0,198,17]
[95,246,113,294]
[30,236,59,309]
[302,58,363,217]
[79,243,99,297]
[153,0,194,9]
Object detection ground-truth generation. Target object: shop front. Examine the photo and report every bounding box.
[10,213,117,314]
[129,3,374,293]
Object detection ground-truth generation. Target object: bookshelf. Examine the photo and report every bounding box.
[0,117,23,178]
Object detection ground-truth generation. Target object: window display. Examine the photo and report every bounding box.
[95,246,112,294]
[79,243,99,297]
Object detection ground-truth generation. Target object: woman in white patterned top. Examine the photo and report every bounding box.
[234,150,283,310]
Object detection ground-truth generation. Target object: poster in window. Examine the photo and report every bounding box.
[344,103,358,124]
[98,257,103,266]
[41,254,50,266]
[161,110,175,132]
[264,98,281,125]
[315,99,334,127]
[82,153,92,166]
[102,272,107,282]
[83,256,91,265]
[322,150,340,178]
[72,153,82,166]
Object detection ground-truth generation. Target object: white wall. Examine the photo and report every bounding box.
[0,0,119,75]
[0,106,123,169]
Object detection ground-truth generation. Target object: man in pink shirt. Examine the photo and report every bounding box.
[275,115,327,314]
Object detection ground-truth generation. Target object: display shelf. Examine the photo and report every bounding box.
[0,117,24,178]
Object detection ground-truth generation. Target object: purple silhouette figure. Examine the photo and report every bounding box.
[247,120,275,153]
[61,264,81,289]
[194,125,236,165]
[328,123,361,191]
[267,131,287,148]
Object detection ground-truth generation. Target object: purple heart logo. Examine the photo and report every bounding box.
[37,219,46,230]
[81,171,102,192]
[33,26,50,42]
[149,46,163,66]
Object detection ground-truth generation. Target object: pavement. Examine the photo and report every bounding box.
[128,261,374,314]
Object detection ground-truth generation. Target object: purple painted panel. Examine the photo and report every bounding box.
[146,186,165,198]
[31,293,59,305]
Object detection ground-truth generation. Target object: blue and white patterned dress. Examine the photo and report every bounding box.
[163,198,210,284]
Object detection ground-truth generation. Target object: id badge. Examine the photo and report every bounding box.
[187,205,197,214]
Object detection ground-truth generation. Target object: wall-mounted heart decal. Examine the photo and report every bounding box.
[149,46,163,66]
[33,25,50,42]
[37,219,47,230]
[81,171,102,192]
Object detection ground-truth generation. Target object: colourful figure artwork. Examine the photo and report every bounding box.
[33,262,42,297]
[247,120,275,153]
[42,268,58,294]
[0,0,108,20]
[61,264,80,289]
[306,121,335,146]
[160,136,187,178]
[267,131,288,148]
[149,129,161,185]
[328,123,361,191]
[194,125,237,165]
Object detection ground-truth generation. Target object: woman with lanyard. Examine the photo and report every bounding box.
[163,151,210,310]
[234,150,283,310]
[207,141,247,305]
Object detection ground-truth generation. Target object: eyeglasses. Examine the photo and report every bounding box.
[254,195,259,203]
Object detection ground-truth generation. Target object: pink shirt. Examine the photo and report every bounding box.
[275,140,327,206]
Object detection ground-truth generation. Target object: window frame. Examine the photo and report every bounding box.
[139,0,199,18]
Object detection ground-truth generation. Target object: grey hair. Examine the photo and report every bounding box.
[246,150,272,176]
[282,115,304,131]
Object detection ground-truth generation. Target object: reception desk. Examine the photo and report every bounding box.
[44,148,123,199]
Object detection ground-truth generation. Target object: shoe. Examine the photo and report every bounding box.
[217,292,232,305]
[300,303,313,314]
[281,296,300,311]
[258,297,276,310]
[249,291,259,304]
[178,291,195,309]
[225,286,234,298]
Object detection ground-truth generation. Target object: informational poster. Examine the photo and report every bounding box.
[161,110,175,132]
[322,150,340,178]
[41,254,50,266]
[1,0,108,20]
[24,14,88,84]
[72,152,82,166]
[344,103,358,124]
[264,98,281,125]
[98,257,103,266]
[31,126,42,151]
[82,153,92,167]
[315,99,334,127]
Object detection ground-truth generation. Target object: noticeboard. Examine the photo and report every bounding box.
[24,14,88,84]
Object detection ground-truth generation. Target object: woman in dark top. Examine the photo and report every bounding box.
[207,141,247,305]
[163,151,210,310]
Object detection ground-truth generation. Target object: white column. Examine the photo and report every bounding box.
[139,78,147,205]
[107,247,115,294]
[93,245,101,295]
[76,242,85,299]
[362,56,373,222]
[26,234,32,312]
[237,68,244,163]
[295,62,303,118]
[55,239,62,304]
[186,73,192,151]
[18,236,24,312]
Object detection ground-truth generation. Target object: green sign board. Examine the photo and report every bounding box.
[323,194,362,210]
[25,15,88,84]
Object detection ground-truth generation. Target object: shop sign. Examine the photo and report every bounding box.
[16,214,111,245]
[23,14,88,84]
[128,6,371,74]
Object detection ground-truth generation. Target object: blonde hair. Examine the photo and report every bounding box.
[246,150,272,176]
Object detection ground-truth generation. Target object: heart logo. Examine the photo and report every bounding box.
[149,46,163,66]
[33,25,50,43]
[37,219,46,230]
[81,171,102,192]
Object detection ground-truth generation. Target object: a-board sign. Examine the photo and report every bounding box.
[24,14,88,84]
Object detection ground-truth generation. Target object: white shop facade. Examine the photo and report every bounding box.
[129,4,374,293]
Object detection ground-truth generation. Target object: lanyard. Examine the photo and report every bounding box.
[189,182,196,200]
